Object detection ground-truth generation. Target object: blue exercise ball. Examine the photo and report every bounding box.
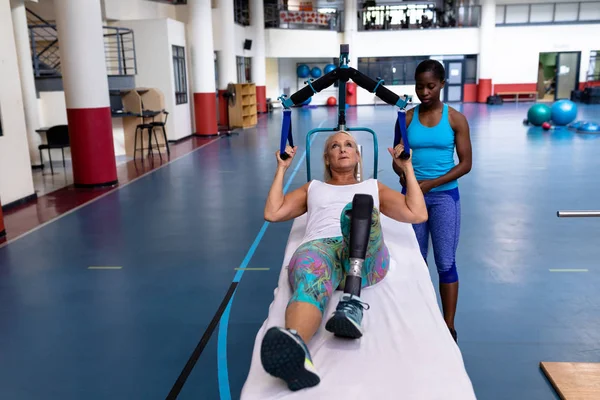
[324,63,336,74]
[301,97,312,106]
[310,67,322,78]
[551,100,578,126]
[297,64,310,78]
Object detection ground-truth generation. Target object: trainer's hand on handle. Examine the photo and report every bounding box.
[276,145,297,169]
[388,144,413,172]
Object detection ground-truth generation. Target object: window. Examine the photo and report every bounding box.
[234,0,250,26]
[358,56,429,85]
[358,55,478,85]
[172,45,188,105]
[236,56,252,83]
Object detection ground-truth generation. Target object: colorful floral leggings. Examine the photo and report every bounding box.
[288,202,390,314]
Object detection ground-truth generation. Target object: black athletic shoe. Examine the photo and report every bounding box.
[260,327,320,391]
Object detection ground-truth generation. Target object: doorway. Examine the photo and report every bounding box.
[538,52,580,101]
[443,60,464,102]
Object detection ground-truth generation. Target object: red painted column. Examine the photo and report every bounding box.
[0,200,5,239]
[477,79,493,103]
[256,86,267,113]
[190,0,218,136]
[54,0,117,187]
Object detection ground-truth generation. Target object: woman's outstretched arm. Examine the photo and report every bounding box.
[264,146,310,222]
[379,145,428,224]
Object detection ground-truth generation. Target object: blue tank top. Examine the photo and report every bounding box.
[407,104,457,192]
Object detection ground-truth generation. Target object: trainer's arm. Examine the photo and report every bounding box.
[379,147,427,224]
[264,146,309,222]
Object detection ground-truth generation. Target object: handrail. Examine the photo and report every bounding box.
[358,4,481,31]
[264,5,343,31]
[27,16,137,77]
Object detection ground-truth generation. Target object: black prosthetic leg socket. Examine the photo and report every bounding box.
[343,194,374,297]
[348,194,373,260]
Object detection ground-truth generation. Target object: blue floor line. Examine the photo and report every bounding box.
[217,120,326,400]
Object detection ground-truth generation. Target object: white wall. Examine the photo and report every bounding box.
[167,18,192,140]
[265,29,341,58]
[493,24,600,85]
[117,18,192,141]
[102,0,179,22]
[353,28,481,58]
[0,0,35,205]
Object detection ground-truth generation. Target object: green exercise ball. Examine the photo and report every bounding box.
[527,104,552,126]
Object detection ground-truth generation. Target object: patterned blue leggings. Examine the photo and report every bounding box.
[412,188,461,284]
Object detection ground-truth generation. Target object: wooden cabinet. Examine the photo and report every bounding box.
[228,83,257,129]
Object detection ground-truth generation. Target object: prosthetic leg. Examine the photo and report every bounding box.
[325,194,373,339]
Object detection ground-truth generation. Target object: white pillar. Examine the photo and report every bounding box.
[189,0,218,135]
[217,0,237,89]
[54,0,117,186]
[478,0,496,102]
[344,0,358,105]
[10,0,43,167]
[216,0,237,126]
[344,0,358,68]
[251,0,267,112]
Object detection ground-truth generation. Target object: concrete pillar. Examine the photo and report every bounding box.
[10,0,43,168]
[53,0,117,187]
[251,0,267,113]
[477,0,496,103]
[189,0,218,135]
[217,0,238,126]
[344,0,358,105]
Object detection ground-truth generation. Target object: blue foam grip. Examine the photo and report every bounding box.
[395,110,410,160]
[279,110,293,160]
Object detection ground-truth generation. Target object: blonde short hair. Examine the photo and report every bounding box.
[323,131,363,181]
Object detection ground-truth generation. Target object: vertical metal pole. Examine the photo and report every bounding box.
[30,28,39,77]
[115,27,122,75]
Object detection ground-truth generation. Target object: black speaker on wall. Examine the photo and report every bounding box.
[243,39,252,50]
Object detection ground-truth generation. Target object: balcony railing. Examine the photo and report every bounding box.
[264,5,343,31]
[27,8,137,78]
[496,1,600,26]
[358,4,481,31]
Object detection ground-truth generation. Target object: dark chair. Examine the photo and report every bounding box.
[150,110,170,156]
[133,122,158,161]
[38,125,69,174]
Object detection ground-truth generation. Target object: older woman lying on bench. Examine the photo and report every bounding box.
[260,130,427,391]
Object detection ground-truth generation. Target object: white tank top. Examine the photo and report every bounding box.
[301,179,380,245]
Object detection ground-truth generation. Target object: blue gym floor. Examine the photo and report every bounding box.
[1,103,599,399]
